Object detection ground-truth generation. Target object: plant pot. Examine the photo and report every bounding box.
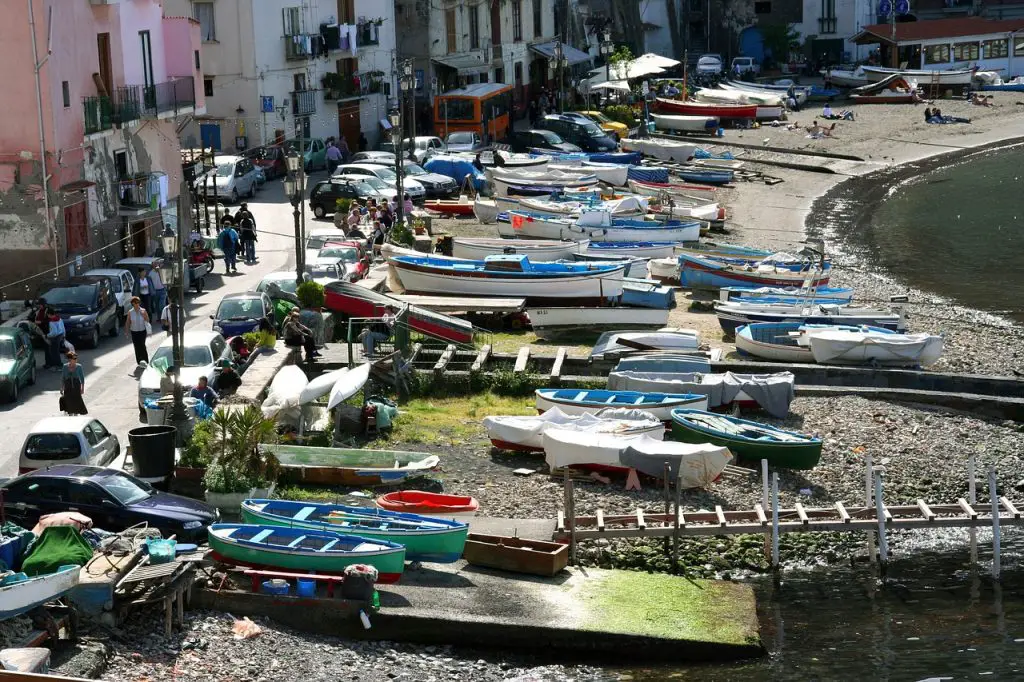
[175,466,206,482]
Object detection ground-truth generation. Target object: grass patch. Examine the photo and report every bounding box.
[579,571,760,646]
[273,484,360,503]
[382,393,537,447]
[486,331,595,356]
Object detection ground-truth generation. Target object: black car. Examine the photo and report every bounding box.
[1,465,218,542]
[508,129,581,154]
[540,115,619,153]
[308,177,398,219]
[40,276,120,349]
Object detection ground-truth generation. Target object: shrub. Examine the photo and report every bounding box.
[242,330,277,350]
[390,220,415,247]
[200,406,281,492]
[335,197,352,215]
[603,105,638,127]
[296,280,325,309]
[180,419,215,469]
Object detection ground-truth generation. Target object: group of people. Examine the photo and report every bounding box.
[343,194,414,250]
[923,106,971,125]
[325,136,351,174]
[528,89,558,126]
[204,201,258,271]
[821,104,855,121]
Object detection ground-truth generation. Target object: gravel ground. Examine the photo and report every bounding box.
[99,611,611,682]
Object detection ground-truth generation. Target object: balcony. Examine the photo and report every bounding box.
[818,17,838,34]
[82,87,141,136]
[285,34,315,60]
[118,172,162,214]
[140,77,196,118]
[292,90,317,116]
[357,22,380,48]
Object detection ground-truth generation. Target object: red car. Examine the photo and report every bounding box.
[252,146,286,180]
[320,240,370,281]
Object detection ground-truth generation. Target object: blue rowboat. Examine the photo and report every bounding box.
[535,388,708,421]
[808,85,841,100]
[675,168,734,185]
[588,151,643,165]
[676,242,773,260]
[0,565,80,620]
[614,354,711,374]
[721,285,854,304]
[622,278,676,309]
[680,253,831,290]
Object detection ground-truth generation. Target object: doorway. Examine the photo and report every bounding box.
[97,33,112,97]
[337,103,360,154]
[129,220,148,257]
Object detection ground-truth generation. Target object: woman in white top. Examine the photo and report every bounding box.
[124,296,151,365]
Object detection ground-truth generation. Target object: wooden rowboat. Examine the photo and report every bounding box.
[264,444,440,486]
[0,565,80,620]
[535,388,708,421]
[670,409,822,469]
[424,198,474,216]
[375,491,479,517]
[462,533,568,576]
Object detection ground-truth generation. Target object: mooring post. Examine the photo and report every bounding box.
[761,459,770,559]
[663,462,671,556]
[989,467,1001,581]
[874,468,888,571]
[672,475,682,572]
[969,455,979,566]
[771,472,780,570]
[865,455,875,560]
[563,471,577,566]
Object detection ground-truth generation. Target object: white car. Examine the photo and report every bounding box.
[696,54,724,76]
[19,416,120,474]
[256,271,336,297]
[404,136,446,163]
[82,268,135,322]
[137,331,230,419]
[333,163,425,201]
[194,155,259,203]
[731,56,760,76]
[351,151,396,165]
[305,229,350,266]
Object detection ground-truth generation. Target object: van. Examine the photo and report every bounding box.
[540,115,618,153]
[19,416,120,474]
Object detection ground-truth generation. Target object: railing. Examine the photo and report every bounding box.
[285,33,314,60]
[357,23,379,48]
[118,172,160,210]
[818,17,838,34]
[292,89,317,116]
[141,77,195,117]
[82,86,141,135]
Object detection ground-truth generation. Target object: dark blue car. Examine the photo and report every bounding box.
[0,465,218,542]
[211,291,274,338]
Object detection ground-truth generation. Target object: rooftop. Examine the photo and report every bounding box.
[853,17,1024,44]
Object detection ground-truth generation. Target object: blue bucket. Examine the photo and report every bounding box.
[296,578,316,598]
[717,128,725,137]
[262,579,289,596]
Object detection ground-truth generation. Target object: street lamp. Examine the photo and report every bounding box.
[159,224,187,443]
[552,39,568,113]
[600,29,614,84]
[389,109,405,231]
[285,148,305,287]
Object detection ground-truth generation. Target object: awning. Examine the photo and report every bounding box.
[432,53,490,75]
[59,180,96,192]
[529,40,592,67]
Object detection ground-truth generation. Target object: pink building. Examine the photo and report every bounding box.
[0,0,204,291]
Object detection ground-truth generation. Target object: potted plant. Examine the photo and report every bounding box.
[176,419,215,481]
[202,407,280,511]
[242,330,277,351]
[297,280,326,311]
[390,220,415,247]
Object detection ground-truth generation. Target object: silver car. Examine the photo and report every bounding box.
[333,163,426,201]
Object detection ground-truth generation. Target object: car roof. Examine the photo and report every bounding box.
[339,163,388,171]
[0,327,24,339]
[261,271,296,282]
[83,268,131,277]
[157,330,222,349]
[309,228,348,237]
[356,151,394,157]
[214,155,242,163]
[13,464,109,480]
[221,291,264,301]
[115,257,160,266]
[29,416,94,434]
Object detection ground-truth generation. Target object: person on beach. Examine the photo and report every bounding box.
[60,352,87,415]
[923,107,933,122]
[125,296,150,366]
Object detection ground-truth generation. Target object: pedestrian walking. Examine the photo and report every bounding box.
[337,136,350,163]
[125,296,151,366]
[59,352,87,415]
[160,302,184,333]
[326,141,343,174]
[44,308,65,371]
[218,217,240,273]
[237,208,258,265]
[137,269,151,315]
[148,267,166,319]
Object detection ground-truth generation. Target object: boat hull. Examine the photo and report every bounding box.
[716,309,903,336]
[472,199,499,224]
[265,445,440,486]
[463,534,568,576]
[424,200,474,215]
[655,97,758,119]
[862,66,974,85]
[807,331,943,367]
[622,278,676,309]
[585,242,676,259]
[323,281,473,345]
[376,491,479,517]
[452,238,585,261]
[734,323,814,363]
[680,254,830,290]
[0,565,80,620]
[528,306,671,339]
[620,138,697,163]
[535,388,708,422]
[670,410,822,469]
[651,113,720,133]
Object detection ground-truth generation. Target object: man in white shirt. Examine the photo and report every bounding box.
[161,303,185,333]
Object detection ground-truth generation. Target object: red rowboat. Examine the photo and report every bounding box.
[376,491,480,516]
[424,199,474,216]
[655,98,757,119]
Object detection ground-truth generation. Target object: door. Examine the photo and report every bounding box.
[140,31,155,110]
[68,482,117,526]
[337,103,360,154]
[200,123,221,150]
[86,420,116,464]
[97,33,113,97]
[130,221,148,257]
[491,1,501,47]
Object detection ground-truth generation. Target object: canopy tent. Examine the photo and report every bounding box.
[529,40,593,67]
[633,53,681,70]
[588,53,674,81]
[590,80,632,91]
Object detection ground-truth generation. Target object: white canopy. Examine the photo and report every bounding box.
[591,80,631,91]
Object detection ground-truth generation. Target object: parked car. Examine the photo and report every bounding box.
[194,155,259,203]
[316,244,367,281]
[252,145,287,180]
[115,256,208,295]
[304,257,347,282]
[39,277,119,349]
[18,417,120,474]
[696,54,724,76]
[254,165,266,189]
[541,115,618,153]
[404,136,446,163]
[211,292,274,338]
[0,327,36,403]
[572,110,630,139]
[138,331,230,419]
[444,131,483,153]
[731,56,760,76]
[351,151,396,164]
[366,159,458,198]
[298,138,328,171]
[308,177,397,219]
[82,268,135,324]
[508,129,581,154]
[333,163,426,201]
[0,466,218,542]
[304,228,350,265]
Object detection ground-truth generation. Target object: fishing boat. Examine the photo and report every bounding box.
[490,169,599,197]
[734,322,815,363]
[424,198,474,216]
[452,237,586,261]
[509,211,702,243]
[723,80,810,105]
[375,491,479,517]
[483,406,664,452]
[622,277,676,309]
[0,565,80,621]
[677,242,772,260]
[714,300,907,335]
[535,388,708,421]
[591,329,701,358]
[570,253,649,279]
[619,437,733,487]
[804,329,943,367]
[982,77,1024,92]
[463,533,569,576]
[651,199,721,223]
[263,444,440,486]
[503,181,598,197]
[614,354,711,374]
[241,500,468,564]
[516,195,648,218]
[207,524,407,582]
[824,66,870,88]
[528,305,671,339]
[674,168,734,185]
[695,87,783,107]
[607,371,796,418]
[388,254,626,304]
[627,178,718,197]
[323,281,473,345]
[651,113,720,133]
[542,429,730,480]
[719,285,854,304]
[548,162,629,186]
[679,253,831,290]
[670,409,822,469]
[585,241,676,259]
[619,138,697,163]
[861,65,975,85]
[648,257,680,283]
[655,97,758,119]
[849,75,919,104]
[473,198,499,224]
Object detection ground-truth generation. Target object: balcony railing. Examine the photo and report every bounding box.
[357,23,379,48]
[292,90,317,116]
[818,17,838,34]
[140,77,195,118]
[82,86,141,135]
[285,33,315,60]
[118,172,161,211]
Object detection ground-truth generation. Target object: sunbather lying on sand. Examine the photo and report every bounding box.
[806,120,838,138]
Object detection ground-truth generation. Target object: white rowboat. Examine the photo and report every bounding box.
[483,407,663,452]
[452,238,587,261]
[528,306,671,339]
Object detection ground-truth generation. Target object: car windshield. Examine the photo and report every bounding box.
[151,344,213,368]
[0,339,16,360]
[216,298,262,320]
[24,434,80,460]
[305,234,345,250]
[361,177,388,190]
[447,133,475,145]
[372,168,397,182]
[258,277,297,295]
[404,164,426,176]
[308,265,339,279]
[42,285,95,310]
[589,112,612,124]
[215,163,235,177]
[537,130,564,144]
[319,247,358,262]
[96,471,151,505]
[582,123,605,138]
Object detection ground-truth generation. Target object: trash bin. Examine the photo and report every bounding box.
[144,405,167,426]
[128,425,177,479]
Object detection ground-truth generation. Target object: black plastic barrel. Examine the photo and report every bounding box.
[128,425,177,479]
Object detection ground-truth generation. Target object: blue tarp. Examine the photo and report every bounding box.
[627,166,669,183]
[423,156,487,191]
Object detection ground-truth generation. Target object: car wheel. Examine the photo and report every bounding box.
[230,189,239,203]
[205,255,215,272]
[313,205,326,219]
[87,327,100,349]
[27,362,35,386]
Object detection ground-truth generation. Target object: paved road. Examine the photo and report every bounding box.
[0,172,332,477]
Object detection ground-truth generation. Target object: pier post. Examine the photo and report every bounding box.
[771,472,780,570]
[874,468,888,572]
[865,455,875,560]
[761,459,770,560]
[989,467,1001,581]
[969,455,978,566]
[672,473,682,571]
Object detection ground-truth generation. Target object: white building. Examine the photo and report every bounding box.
[166,0,396,152]
[794,0,879,64]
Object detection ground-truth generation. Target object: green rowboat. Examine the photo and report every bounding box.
[670,408,822,469]
[263,444,440,486]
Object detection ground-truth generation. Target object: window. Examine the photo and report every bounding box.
[89,420,110,442]
[534,0,543,37]
[23,480,68,502]
[64,202,88,253]
[204,78,214,97]
[983,39,1008,59]
[821,0,836,17]
[469,5,480,49]
[194,50,201,70]
[1015,37,1024,57]
[446,9,456,54]
[923,44,950,64]
[952,42,979,60]
[70,482,110,507]
[24,434,81,460]
[439,98,475,120]
[283,6,301,36]
[61,81,70,108]
[754,1,772,13]
[192,1,216,41]
[512,0,522,42]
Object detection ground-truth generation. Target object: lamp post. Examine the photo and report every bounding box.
[389,109,404,231]
[159,222,187,443]
[553,39,567,113]
[402,59,415,147]
[600,29,613,84]
[284,149,305,287]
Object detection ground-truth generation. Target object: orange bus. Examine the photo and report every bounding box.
[434,82,514,143]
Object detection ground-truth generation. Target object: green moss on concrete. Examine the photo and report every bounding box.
[578,571,759,646]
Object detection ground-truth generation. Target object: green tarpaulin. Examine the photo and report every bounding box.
[20,526,93,577]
